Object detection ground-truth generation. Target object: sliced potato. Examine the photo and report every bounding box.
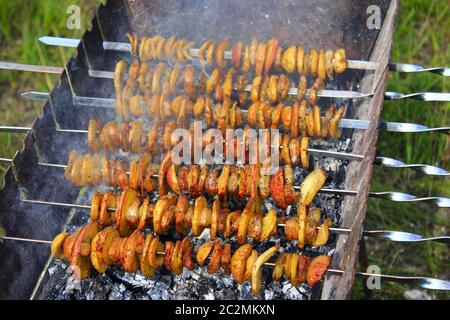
[140,234,157,277]
[272,252,287,281]
[192,196,208,237]
[90,192,103,221]
[99,192,116,226]
[307,255,332,286]
[196,241,215,266]
[153,194,177,234]
[259,209,276,242]
[51,232,69,259]
[281,46,297,73]
[329,106,345,140]
[244,249,258,281]
[70,222,99,280]
[91,227,119,273]
[299,169,327,206]
[148,236,164,268]
[300,136,309,170]
[116,188,138,236]
[288,253,300,287]
[237,198,256,244]
[231,243,252,284]
[207,239,223,274]
[312,218,332,247]
[123,230,142,273]
[251,245,280,295]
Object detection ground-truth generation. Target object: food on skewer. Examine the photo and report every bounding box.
[82,168,330,247]
[126,35,347,78]
[65,146,327,209]
[114,59,326,114]
[52,33,349,298]
[86,101,345,155]
[51,225,332,295]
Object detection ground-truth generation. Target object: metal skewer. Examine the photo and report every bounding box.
[1,234,449,290]
[1,123,448,175]
[4,204,450,244]
[374,157,450,176]
[0,61,374,100]
[1,155,449,200]
[39,36,450,77]
[13,92,450,134]
[2,61,449,101]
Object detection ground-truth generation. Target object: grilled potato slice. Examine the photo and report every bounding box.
[196,241,215,266]
[91,227,119,273]
[140,234,157,277]
[251,245,280,295]
[250,77,262,103]
[237,198,256,244]
[216,40,230,68]
[300,169,327,206]
[172,240,183,275]
[51,232,69,259]
[332,49,347,73]
[244,249,258,281]
[307,255,332,286]
[99,192,116,226]
[210,199,221,240]
[255,43,266,76]
[313,105,321,137]
[116,188,138,236]
[166,164,181,195]
[288,253,300,287]
[264,38,279,75]
[312,218,332,247]
[232,42,243,69]
[148,236,164,268]
[192,196,208,236]
[207,239,223,274]
[90,192,103,221]
[217,164,230,198]
[231,243,252,284]
[281,46,297,73]
[270,169,286,209]
[259,208,277,242]
[329,106,345,140]
[153,194,177,234]
[70,222,99,280]
[272,252,287,281]
[296,47,305,75]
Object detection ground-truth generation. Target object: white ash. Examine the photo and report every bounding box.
[404,289,432,300]
[282,282,305,300]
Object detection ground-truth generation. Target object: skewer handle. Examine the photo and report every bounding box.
[385,91,450,102]
[389,63,450,77]
[367,192,450,208]
[1,234,449,290]
[375,157,449,176]
[363,230,450,244]
[330,269,450,291]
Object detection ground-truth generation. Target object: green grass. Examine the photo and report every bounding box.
[351,0,450,300]
[0,0,101,182]
[0,0,448,299]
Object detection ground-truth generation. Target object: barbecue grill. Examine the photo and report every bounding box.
[0,0,449,300]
